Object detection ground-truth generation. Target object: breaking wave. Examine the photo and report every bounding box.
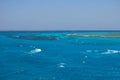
[30,48,42,54]
[102,50,120,54]
[85,49,120,55]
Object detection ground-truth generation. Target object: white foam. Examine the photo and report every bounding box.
[102,49,120,54]
[59,63,65,68]
[30,48,42,53]
[60,65,64,68]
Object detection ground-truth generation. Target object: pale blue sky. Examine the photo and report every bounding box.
[0,0,120,30]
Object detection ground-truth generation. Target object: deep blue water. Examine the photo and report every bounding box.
[0,31,120,80]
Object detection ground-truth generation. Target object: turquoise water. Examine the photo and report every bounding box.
[0,31,120,80]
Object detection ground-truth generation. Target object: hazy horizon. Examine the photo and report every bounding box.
[0,0,120,30]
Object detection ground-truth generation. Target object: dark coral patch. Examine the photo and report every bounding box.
[8,35,59,40]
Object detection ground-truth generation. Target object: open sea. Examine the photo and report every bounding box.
[0,31,120,80]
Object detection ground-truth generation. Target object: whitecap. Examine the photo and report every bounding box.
[30,48,42,54]
[102,49,120,54]
[59,63,65,68]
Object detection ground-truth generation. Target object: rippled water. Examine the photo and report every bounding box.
[0,31,120,80]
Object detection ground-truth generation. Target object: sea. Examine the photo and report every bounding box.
[0,31,120,80]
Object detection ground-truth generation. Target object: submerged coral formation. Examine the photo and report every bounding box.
[8,35,59,40]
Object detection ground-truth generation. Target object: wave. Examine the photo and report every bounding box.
[30,48,42,54]
[58,63,65,68]
[86,49,120,54]
[102,50,120,54]
[86,50,99,53]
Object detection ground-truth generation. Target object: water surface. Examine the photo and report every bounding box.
[0,31,120,80]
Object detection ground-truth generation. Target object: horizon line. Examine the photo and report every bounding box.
[0,30,120,32]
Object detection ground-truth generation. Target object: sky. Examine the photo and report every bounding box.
[0,0,120,30]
